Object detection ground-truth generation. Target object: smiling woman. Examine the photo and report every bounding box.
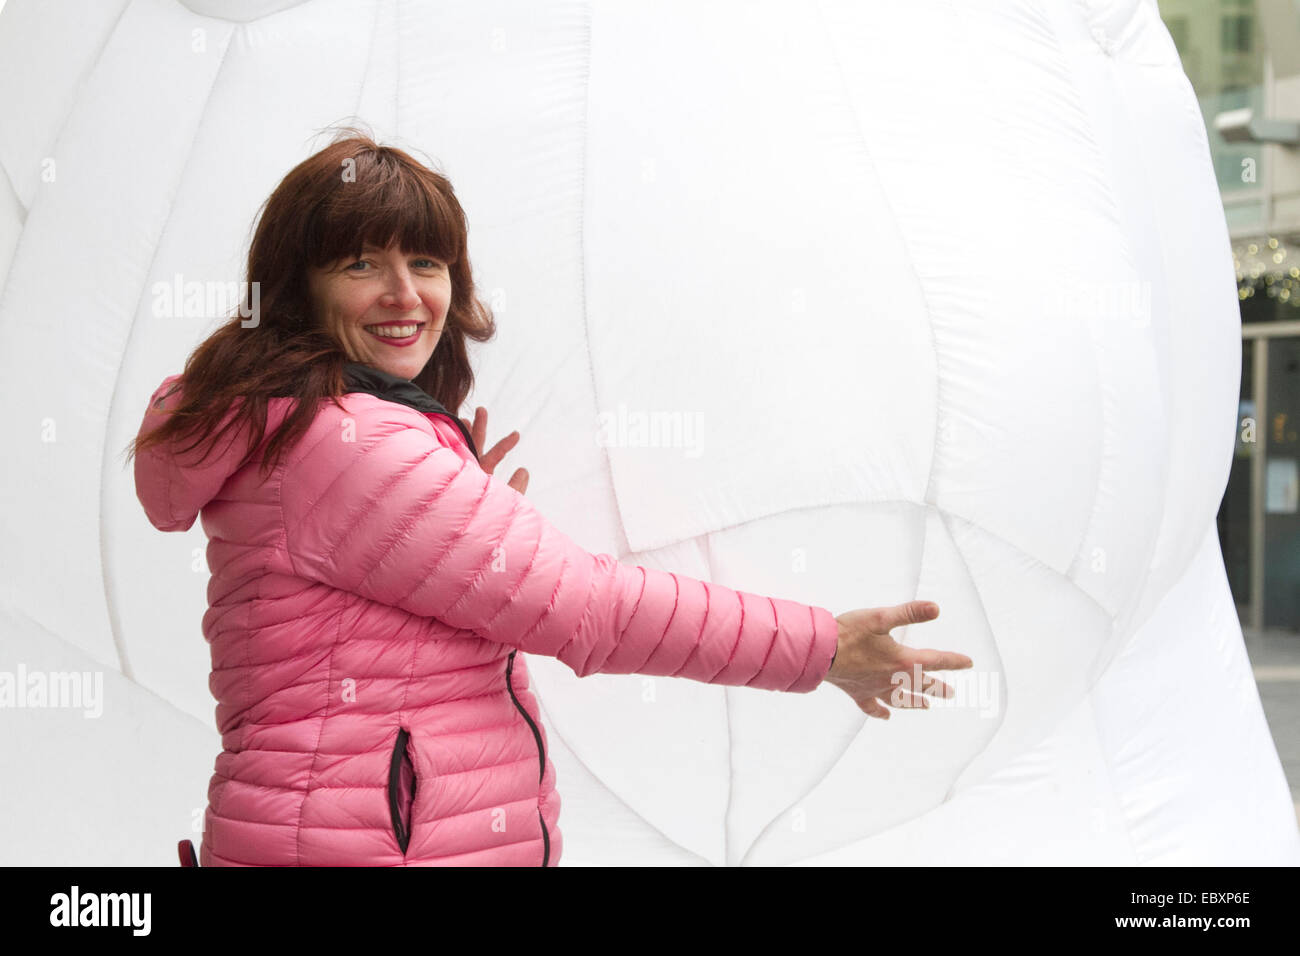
[125,124,962,868]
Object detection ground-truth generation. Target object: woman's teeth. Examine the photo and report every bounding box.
[364,324,421,338]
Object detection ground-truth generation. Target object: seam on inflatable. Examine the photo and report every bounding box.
[933,507,1007,803]
[0,157,25,222]
[108,8,238,678]
[573,0,618,552]
[949,505,1115,619]
[390,0,401,138]
[14,0,129,223]
[1084,688,1142,862]
[350,0,384,129]
[742,3,951,859]
[814,0,945,651]
[176,0,318,25]
[1044,0,1142,601]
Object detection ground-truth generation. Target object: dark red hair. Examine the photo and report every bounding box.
[125,123,496,479]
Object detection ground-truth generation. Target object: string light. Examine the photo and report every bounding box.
[1234,234,1299,311]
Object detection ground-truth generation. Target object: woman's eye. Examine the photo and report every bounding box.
[342,257,441,272]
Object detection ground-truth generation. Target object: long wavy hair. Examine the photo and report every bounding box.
[125,124,496,480]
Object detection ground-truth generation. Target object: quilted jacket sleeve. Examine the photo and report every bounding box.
[281,400,838,693]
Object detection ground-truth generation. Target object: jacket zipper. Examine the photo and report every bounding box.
[506,649,550,867]
[387,727,414,855]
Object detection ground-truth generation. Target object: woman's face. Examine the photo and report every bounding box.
[307,241,452,380]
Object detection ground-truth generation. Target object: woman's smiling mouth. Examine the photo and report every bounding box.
[363,322,425,345]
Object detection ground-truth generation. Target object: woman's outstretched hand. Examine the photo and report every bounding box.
[824,601,973,719]
[461,406,529,495]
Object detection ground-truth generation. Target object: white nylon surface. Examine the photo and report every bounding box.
[0,0,1293,865]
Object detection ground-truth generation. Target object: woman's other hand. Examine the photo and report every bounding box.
[461,407,529,494]
[825,601,972,719]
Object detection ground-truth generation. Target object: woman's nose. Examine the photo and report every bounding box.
[380,269,422,310]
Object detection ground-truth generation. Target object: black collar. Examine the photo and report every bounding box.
[342,362,479,459]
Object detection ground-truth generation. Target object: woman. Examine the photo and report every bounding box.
[128,129,972,866]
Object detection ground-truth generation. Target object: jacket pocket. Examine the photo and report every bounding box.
[387,727,416,855]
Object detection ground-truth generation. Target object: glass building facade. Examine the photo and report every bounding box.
[1159,0,1300,630]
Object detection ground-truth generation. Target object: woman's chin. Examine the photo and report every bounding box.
[374,351,434,380]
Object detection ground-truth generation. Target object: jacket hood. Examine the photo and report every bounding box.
[134,364,478,533]
[133,373,273,533]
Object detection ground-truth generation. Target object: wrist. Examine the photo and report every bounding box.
[827,618,843,679]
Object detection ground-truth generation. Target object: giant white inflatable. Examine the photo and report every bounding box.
[1,0,1296,865]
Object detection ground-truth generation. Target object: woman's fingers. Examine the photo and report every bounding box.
[906,647,975,673]
[862,697,891,719]
[481,431,520,472]
[507,467,529,495]
[460,409,486,459]
[471,407,486,456]
[461,406,491,459]
[876,600,940,634]
[886,688,930,709]
[921,676,956,698]
[888,669,954,699]
[461,406,524,477]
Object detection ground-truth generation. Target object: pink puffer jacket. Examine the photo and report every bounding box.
[134,364,839,866]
